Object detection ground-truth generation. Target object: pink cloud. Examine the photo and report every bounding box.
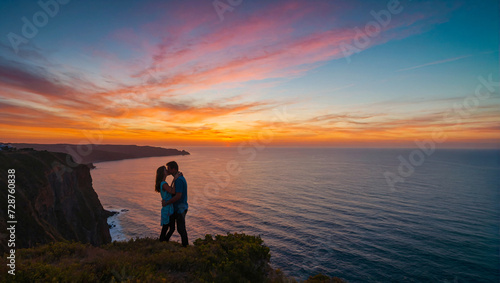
[0,0,468,144]
[102,1,450,97]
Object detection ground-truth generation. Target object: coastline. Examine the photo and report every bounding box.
[0,147,345,282]
[6,143,190,164]
[106,209,129,242]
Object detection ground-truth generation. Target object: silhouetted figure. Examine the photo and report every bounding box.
[162,161,189,246]
[155,165,177,242]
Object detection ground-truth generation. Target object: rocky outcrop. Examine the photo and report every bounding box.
[0,150,111,253]
[9,143,190,163]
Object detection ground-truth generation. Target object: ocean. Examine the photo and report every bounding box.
[91,147,500,282]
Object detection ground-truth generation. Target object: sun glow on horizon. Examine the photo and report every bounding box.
[0,0,498,148]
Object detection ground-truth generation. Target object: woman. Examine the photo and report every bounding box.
[155,165,178,242]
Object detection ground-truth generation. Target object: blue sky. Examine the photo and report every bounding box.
[0,0,498,147]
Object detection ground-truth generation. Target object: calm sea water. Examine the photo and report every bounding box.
[91,147,500,282]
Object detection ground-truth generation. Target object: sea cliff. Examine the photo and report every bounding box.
[0,149,111,253]
[0,149,345,282]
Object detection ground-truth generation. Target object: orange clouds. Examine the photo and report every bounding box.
[0,1,497,148]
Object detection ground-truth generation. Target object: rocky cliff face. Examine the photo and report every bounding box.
[0,150,111,253]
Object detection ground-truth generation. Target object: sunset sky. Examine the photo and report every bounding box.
[0,0,498,148]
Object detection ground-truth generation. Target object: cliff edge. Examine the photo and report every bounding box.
[0,149,111,253]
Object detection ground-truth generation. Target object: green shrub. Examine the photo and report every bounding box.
[193,233,271,282]
[0,233,343,282]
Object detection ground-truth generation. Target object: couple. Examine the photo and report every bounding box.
[154,161,188,246]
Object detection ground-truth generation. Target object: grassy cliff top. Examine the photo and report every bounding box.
[1,233,345,282]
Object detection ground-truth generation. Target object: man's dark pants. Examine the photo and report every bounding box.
[164,210,188,246]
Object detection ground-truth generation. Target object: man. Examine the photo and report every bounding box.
[162,161,188,246]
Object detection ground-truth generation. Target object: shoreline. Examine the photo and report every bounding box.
[91,153,188,165]
[105,209,129,242]
[5,143,190,164]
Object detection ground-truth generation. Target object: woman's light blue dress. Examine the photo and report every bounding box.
[160,181,174,226]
